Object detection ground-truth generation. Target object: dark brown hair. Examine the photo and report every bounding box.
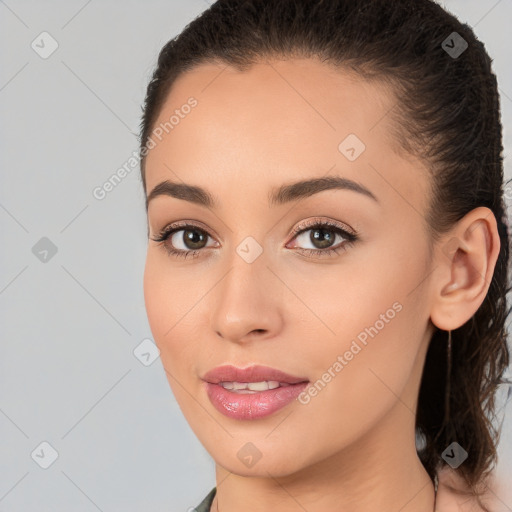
[138,0,511,508]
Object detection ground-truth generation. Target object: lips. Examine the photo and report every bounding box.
[202,364,309,385]
[201,364,310,420]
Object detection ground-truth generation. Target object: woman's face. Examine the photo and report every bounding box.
[143,58,437,476]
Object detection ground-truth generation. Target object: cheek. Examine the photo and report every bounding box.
[143,250,198,340]
[143,253,169,340]
[143,252,191,374]
[293,236,430,417]
[291,297,425,459]
[143,255,205,419]
[143,250,212,380]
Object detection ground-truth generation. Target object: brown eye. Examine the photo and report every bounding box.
[151,223,218,259]
[176,228,209,250]
[288,219,359,258]
[308,226,337,249]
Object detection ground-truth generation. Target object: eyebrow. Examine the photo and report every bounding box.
[146,175,378,210]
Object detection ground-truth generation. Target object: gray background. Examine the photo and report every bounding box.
[1,1,511,511]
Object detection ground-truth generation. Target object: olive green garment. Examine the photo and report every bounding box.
[194,487,216,512]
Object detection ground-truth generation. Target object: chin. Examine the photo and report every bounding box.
[221,457,303,478]
[205,438,311,478]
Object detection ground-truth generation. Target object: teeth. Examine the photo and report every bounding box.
[248,381,280,391]
[219,380,281,391]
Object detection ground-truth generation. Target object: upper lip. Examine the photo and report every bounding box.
[202,364,309,384]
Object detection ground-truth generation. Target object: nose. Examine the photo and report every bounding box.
[210,254,284,344]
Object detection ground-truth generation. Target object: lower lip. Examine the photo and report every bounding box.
[204,381,309,420]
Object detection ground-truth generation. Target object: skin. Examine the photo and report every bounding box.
[142,58,501,512]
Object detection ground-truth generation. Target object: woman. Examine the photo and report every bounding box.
[138,0,511,510]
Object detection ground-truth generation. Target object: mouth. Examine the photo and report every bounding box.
[201,364,310,420]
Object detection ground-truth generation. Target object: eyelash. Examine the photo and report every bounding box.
[150,218,359,260]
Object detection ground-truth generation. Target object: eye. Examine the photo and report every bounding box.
[150,221,218,259]
[150,218,359,260]
[287,218,358,259]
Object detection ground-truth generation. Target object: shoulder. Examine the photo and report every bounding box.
[435,466,502,512]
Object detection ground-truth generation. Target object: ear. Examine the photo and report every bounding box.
[429,207,501,331]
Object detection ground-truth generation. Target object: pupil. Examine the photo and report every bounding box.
[311,228,334,249]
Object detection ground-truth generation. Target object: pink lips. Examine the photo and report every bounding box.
[202,364,309,420]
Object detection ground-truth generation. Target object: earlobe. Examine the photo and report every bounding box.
[429,207,501,331]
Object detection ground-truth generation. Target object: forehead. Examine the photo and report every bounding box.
[144,58,431,214]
